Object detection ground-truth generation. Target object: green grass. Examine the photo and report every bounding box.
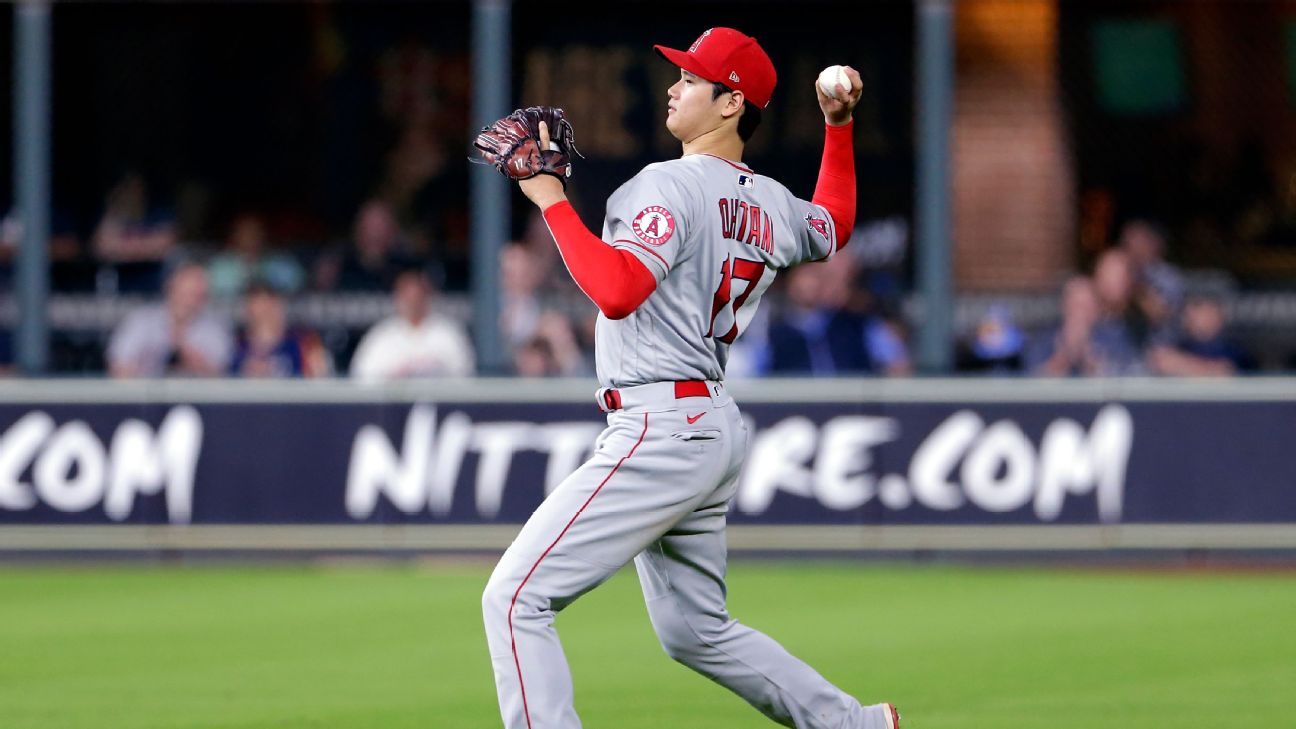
[0,562,1292,728]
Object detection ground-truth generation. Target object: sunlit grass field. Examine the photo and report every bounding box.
[1,562,1292,728]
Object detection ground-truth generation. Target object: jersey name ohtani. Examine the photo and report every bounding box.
[717,198,774,254]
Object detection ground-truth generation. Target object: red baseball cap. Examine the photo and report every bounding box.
[654,27,777,109]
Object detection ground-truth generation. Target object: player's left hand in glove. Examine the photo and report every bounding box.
[471,106,582,187]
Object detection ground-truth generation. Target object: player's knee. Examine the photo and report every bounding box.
[483,570,553,630]
[657,627,700,664]
[481,573,514,627]
[648,601,716,664]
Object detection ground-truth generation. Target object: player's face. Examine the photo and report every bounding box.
[666,69,726,142]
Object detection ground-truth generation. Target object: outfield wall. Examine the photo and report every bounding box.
[2,378,1295,554]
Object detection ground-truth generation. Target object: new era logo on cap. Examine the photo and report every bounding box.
[654,27,778,109]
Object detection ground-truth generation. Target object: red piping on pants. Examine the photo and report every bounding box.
[508,412,650,729]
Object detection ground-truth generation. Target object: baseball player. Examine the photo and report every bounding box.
[478,27,899,729]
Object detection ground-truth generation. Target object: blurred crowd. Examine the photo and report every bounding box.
[0,163,917,380]
[958,219,1254,377]
[1,0,1288,382]
[0,179,1263,381]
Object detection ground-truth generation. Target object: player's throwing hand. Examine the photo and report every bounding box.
[815,65,863,126]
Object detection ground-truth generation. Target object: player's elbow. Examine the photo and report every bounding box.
[598,301,639,320]
[594,287,651,320]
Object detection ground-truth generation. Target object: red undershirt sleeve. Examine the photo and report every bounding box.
[541,201,658,320]
[811,120,856,251]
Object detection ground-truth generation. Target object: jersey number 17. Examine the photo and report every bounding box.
[706,255,765,344]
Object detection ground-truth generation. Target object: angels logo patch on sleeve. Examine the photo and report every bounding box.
[632,205,676,247]
[805,212,831,244]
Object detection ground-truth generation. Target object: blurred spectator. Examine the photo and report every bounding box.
[206,214,306,299]
[1027,276,1097,376]
[1148,295,1253,376]
[1090,249,1146,373]
[349,268,474,381]
[106,262,233,378]
[766,260,911,376]
[837,251,913,377]
[511,311,591,377]
[523,207,594,304]
[513,337,557,378]
[229,282,331,378]
[767,263,870,374]
[1028,267,1143,376]
[499,242,545,348]
[1118,219,1184,341]
[843,216,909,306]
[312,199,413,292]
[499,239,597,375]
[91,172,178,293]
[523,208,564,285]
[864,311,914,377]
[724,303,772,379]
[572,308,600,366]
[956,305,1025,373]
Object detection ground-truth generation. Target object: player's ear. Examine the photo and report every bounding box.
[723,90,746,119]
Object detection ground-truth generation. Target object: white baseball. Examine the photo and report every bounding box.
[816,65,852,101]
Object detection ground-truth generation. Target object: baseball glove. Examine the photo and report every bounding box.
[471,106,582,186]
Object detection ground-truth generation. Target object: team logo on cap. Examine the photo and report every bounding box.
[805,213,831,244]
[633,205,676,247]
[689,29,713,53]
[729,71,741,84]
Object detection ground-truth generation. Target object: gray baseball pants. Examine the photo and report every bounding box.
[482,381,886,729]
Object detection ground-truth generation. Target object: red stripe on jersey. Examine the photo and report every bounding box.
[700,153,754,174]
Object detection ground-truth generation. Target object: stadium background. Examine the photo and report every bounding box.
[2,1,1295,728]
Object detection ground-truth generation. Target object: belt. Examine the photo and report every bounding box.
[596,380,719,413]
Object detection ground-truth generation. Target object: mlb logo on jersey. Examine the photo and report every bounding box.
[804,212,831,244]
[737,174,754,189]
[633,205,676,247]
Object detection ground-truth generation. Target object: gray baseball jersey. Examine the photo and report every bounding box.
[595,154,839,387]
[483,152,896,729]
